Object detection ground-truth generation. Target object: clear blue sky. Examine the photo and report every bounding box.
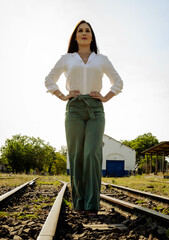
[0,0,169,150]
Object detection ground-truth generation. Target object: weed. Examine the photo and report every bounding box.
[17,213,38,220]
[62,198,72,209]
[0,211,9,218]
[112,179,116,184]
[23,204,30,210]
[135,199,146,204]
[33,205,41,210]
[162,208,169,215]
[166,228,169,237]
[153,205,165,213]
[116,192,123,196]
[37,181,61,186]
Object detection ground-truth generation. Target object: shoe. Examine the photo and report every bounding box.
[76,210,86,214]
[87,210,98,216]
[80,210,87,214]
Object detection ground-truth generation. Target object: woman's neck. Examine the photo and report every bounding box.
[78,46,91,54]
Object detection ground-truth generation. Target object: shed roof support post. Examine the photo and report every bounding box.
[146,155,148,174]
[162,151,165,174]
[155,154,158,175]
[150,153,152,174]
[167,162,169,173]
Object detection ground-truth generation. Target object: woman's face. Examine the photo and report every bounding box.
[76,23,93,48]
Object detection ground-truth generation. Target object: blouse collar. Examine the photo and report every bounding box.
[72,52,96,64]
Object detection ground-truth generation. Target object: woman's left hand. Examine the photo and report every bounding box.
[89,92,107,102]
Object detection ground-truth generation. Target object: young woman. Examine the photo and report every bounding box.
[45,20,123,215]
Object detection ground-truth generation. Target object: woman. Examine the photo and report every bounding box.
[45,20,123,215]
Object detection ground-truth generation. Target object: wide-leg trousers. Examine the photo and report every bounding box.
[65,95,105,211]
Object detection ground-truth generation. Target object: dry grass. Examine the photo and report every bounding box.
[37,175,70,186]
[0,173,39,187]
[1,173,169,197]
[0,173,70,188]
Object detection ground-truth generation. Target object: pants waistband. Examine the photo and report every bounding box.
[66,94,96,119]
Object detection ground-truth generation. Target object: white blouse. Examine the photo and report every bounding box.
[45,52,123,95]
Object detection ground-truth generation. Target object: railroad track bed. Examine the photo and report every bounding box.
[0,179,62,239]
[1,178,169,239]
[101,184,169,216]
[55,186,169,240]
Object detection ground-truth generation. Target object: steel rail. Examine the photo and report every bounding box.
[56,179,69,185]
[37,182,68,240]
[0,177,38,205]
[100,193,169,224]
[102,182,169,204]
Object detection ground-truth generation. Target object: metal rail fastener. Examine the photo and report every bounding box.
[37,182,68,240]
[0,178,38,204]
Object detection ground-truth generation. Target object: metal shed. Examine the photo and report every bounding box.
[142,141,169,174]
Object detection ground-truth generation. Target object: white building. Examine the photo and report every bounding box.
[102,134,136,177]
[67,134,136,177]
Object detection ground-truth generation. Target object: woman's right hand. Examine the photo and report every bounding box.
[60,90,80,101]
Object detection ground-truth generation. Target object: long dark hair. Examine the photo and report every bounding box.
[67,20,98,54]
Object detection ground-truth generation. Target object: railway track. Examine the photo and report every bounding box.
[101,182,169,217]
[0,178,38,207]
[0,178,63,239]
[39,182,169,239]
[1,180,169,239]
[101,182,169,204]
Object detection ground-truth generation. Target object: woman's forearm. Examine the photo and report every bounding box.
[103,91,115,102]
[53,90,65,99]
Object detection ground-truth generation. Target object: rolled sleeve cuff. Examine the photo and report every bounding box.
[110,87,122,96]
[46,86,59,94]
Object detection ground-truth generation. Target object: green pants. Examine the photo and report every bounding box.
[65,95,105,211]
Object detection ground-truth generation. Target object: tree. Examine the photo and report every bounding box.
[0,135,28,173]
[122,133,159,166]
[50,152,67,175]
[0,134,66,174]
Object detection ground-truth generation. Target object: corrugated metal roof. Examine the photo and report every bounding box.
[142,141,169,155]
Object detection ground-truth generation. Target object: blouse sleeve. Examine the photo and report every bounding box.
[45,55,65,94]
[103,56,123,95]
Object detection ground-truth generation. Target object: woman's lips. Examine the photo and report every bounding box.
[82,37,87,40]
